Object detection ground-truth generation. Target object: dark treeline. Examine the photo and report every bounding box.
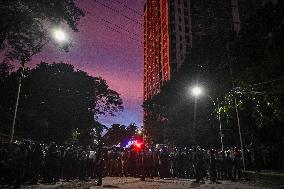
[0,62,123,145]
[143,0,284,169]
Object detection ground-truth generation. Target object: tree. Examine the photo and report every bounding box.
[143,60,221,147]
[0,62,12,82]
[0,62,123,144]
[0,0,84,63]
[218,1,284,168]
[0,0,85,142]
[0,62,13,134]
[103,123,138,147]
[219,1,283,130]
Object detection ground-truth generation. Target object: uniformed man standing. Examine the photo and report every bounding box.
[209,149,217,183]
[194,146,204,183]
[94,134,104,186]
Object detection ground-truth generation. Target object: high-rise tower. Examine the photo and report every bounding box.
[143,0,261,102]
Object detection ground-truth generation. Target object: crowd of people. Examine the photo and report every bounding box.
[0,140,104,187]
[0,139,275,188]
[103,145,244,183]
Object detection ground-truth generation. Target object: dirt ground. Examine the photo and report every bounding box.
[15,177,281,189]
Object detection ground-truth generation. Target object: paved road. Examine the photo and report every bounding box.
[17,177,274,189]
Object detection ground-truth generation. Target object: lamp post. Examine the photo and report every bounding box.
[190,86,224,151]
[234,97,246,171]
[10,28,69,142]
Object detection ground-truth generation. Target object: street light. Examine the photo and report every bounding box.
[190,85,224,151]
[190,86,246,170]
[52,28,68,43]
[191,86,203,96]
[10,27,69,142]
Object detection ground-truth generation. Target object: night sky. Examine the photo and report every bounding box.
[30,0,146,127]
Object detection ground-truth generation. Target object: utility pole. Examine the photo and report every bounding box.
[10,62,25,142]
[234,97,246,171]
[193,97,197,145]
[217,98,224,151]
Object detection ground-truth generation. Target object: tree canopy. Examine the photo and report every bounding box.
[0,0,84,63]
[103,123,138,147]
[0,62,123,144]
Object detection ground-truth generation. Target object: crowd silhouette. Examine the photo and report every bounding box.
[0,139,278,188]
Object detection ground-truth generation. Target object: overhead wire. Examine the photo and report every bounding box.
[93,0,143,26]
[87,1,142,43]
[100,16,140,37]
[87,11,142,43]
[104,24,140,42]
[109,0,143,16]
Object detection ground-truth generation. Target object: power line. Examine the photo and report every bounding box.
[88,12,142,43]
[90,11,141,37]
[104,24,140,42]
[110,0,143,16]
[87,11,142,42]
[85,2,143,43]
[93,0,143,26]
[100,17,140,37]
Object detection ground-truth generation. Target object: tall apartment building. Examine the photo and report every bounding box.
[143,0,262,102]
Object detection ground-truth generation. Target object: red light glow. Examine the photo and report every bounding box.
[133,140,144,152]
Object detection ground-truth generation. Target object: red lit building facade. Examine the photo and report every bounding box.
[143,0,170,101]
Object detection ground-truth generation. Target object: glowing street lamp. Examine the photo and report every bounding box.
[191,86,203,97]
[189,85,224,151]
[52,28,68,43]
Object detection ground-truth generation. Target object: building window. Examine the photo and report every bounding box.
[178,8,181,14]
[184,9,189,16]
[185,19,189,25]
[173,63,177,71]
[208,9,214,17]
[170,1,175,9]
[170,11,175,17]
[185,35,190,43]
[185,27,189,33]
[180,35,182,41]
[171,36,176,43]
[184,0,188,7]
[171,42,176,48]
[171,51,176,60]
[179,25,182,31]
